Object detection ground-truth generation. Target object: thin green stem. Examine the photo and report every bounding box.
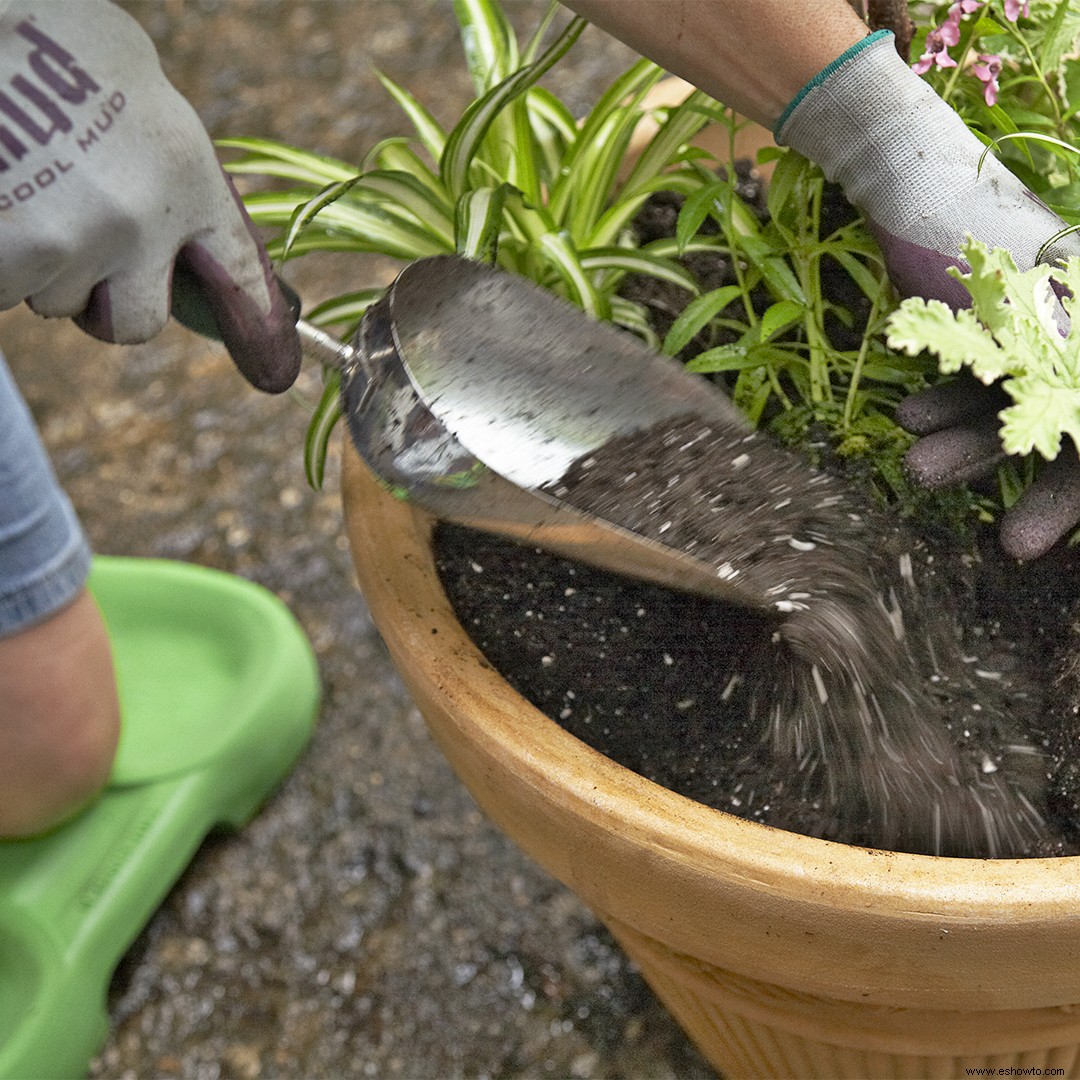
[1000,16,1064,132]
[941,36,977,103]
[795,178,831,405]
[765,354,795,410]
[722,111,758,329]
[843,282,887,430]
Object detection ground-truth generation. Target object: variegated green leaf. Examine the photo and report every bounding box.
[524,86,576,182]
[263,233,389,260]
[978,131,1080,178]
[455,184,511,260]
[497,185,555,246]
[588,168,708,248]
[245,190,452,261]
[579,247,700,296]
[547,57,662,223]
[304,368,342,490]
[305,289,385,331]
[354,169,455,245]
[619,91,721,198]
[440,15,586,199]
[520,1,561,64]
[641,235,729,260]
[220,137,357,186]
[282,177,361,260]
[454,0,517,93]
[510,95,542,204]
[361,139,451,207]
[566,105,641,240]
[536,232,606,319]
[375,71,447,161]
[609,296,660,348]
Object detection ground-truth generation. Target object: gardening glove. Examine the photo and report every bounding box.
[775,29,1080,559]
[0,0,300,393]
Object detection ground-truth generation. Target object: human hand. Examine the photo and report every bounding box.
[776,29,1080,558]
[0,0,300,392]
[896,377,1080,560]
[776,30,1080,312]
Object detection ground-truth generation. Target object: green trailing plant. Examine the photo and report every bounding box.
[666,0,1080,515]
[663,144,918,477]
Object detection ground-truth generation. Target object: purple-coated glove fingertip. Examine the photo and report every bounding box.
[178,243,302,394]
[1000,514,1067,562]
[222,291,303,395]
[903,421,1006,489]
[896,379,1011,437]
[867,221,973,311]
[72,281,114,343]
[1000,452,1080,561]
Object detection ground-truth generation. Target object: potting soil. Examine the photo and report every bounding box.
[435,415,1071,859]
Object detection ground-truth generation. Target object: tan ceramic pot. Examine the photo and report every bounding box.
[343,444,1080,1078]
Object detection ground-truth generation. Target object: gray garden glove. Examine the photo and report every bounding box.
[775,29,1080,559]
[0,0,300,393]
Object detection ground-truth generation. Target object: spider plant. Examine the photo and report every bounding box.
[223,0,731,487]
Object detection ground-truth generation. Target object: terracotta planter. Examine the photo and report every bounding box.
[343,443,1080,1078]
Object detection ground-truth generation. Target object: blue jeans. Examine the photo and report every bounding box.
[0,350,91,635]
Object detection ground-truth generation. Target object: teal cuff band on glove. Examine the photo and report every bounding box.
[774,29,894,138]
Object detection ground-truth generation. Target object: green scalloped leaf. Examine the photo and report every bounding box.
[886,297,1007,380]
[886,240,1080,463]
[999,378,1080,459]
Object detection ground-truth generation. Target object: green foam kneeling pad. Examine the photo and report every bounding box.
[0,557,320,1080]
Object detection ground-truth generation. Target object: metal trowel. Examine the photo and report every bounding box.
[325,255,794,609]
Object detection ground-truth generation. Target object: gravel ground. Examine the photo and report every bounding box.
[0,2,715,1077]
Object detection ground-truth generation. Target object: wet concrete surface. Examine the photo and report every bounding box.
[0,2,716,1076]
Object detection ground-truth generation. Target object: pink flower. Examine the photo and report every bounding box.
[912,2,982,75]
[972,53,1003,106]
[951,1,984,18]
[913,25,961,73]
[938,11,963,47]
[946,0,984,34]
[1003,0,1029,21]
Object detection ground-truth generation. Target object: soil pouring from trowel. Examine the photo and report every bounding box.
[336,254,1048,859]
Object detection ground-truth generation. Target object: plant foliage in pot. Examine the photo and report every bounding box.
[229,0,1080,1072]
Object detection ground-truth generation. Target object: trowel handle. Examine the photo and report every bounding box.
[170,262,358,373]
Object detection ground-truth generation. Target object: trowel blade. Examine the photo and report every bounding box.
[384,255,752,490]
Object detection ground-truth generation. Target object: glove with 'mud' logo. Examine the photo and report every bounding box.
[0,0,300,392]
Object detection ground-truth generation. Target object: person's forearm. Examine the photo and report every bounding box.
[562,0,869,128]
